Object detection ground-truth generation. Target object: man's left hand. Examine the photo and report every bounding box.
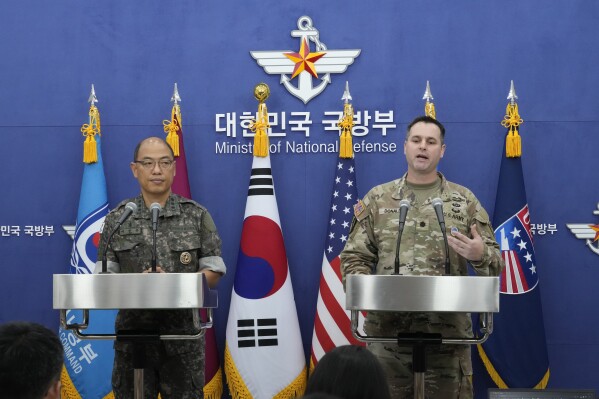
[447,224,484,262]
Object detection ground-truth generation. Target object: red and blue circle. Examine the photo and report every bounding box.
[234,216,288,299]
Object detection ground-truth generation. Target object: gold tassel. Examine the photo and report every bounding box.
[81,105,100,164]
[83,134,97,163]
[250,103,270,157]
[163,104,181,157]
[501,103,523,158]
[337,102,354,159]
[425,101,436,119]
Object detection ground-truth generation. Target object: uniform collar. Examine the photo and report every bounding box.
[133,193,182,219]
[392,172,452,204]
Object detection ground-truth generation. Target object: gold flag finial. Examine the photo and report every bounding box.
[422,80,436,119]
[163,83,181,157]
[250,83,270,157]
[501,80,523,158]
[81,84,101,164]
[337,81,354,158]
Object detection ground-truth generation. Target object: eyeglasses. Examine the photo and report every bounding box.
[134,159,175,170]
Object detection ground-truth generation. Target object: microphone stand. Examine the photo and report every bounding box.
[394,223,406,275]
[101,228,118,274]
[394,200,410,275]
[151,228,157,273]
[150,203,161,273]
[441,227,450,275]
[432,198,451,276]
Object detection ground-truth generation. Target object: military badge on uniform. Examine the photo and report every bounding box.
[180,252,192,265]
[354,200,366,218]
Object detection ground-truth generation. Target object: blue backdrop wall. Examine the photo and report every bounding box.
[1,0,598,395]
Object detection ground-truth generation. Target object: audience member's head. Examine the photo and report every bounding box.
[0,321,63,399]
[305,345,391,399]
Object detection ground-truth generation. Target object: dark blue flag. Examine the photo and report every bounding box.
[474,141,550,392]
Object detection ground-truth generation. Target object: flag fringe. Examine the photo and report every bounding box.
[273,366,307,399]
[60,365,116,399]
[224,343,253,398]
[60,366,83,399]
[477,344,549,389]
[203,366,224,399]
[225,343,306,398]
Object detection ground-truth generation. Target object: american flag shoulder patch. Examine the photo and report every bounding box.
[353,200,366,219]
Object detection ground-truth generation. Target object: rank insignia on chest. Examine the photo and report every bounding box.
[354,200,366,218]
[180,251,192,265]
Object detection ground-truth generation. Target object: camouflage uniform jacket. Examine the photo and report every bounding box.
[97,193,226,355]
[340,172,502,338]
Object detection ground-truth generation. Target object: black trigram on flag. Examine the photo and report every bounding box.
[237,318,278,348]
[248,168,274,196]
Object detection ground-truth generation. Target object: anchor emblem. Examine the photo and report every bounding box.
[566,202,599,256]
[251,16,361,104]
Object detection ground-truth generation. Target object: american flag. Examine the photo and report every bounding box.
[310,157,365,370]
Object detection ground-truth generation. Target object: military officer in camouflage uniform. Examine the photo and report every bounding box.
[341,116,503,399]
[96,137,226,399]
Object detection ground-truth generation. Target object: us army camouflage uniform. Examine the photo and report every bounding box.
[340,173,502,399]
[97,194,226,399]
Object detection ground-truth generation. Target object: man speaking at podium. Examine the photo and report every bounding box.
[341,116,502,399]
[96,137,226,399]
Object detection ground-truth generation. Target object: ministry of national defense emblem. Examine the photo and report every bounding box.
[566,202,599,256]
[250,16,361,104]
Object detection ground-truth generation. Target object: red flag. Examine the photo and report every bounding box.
[165,109,223,399]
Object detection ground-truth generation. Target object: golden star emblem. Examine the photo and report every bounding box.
[590,224,599,242]
[284,38,326,79]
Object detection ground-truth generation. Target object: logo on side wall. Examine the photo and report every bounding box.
[566,202,599,255]
[251,16,361,104]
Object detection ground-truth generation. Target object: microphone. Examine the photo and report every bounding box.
[431,198,450,275]
[101,202,137,273]
[149,203,162,272]
[150,202,161,232]
[116,202,138,227]
[394,199,411,275]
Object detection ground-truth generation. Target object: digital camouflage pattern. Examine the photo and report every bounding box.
[112,346,204,399]
[341,173,503,399]
[98,193,225,399]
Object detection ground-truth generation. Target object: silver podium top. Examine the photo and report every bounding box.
[53,273,218,310]
[346,275,499,313]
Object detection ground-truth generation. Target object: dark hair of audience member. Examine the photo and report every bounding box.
[0,321,64,399]
[305,345,391,399]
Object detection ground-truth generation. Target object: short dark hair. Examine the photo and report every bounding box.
[133,137,175,161]
[306,345,391,399]
[0,321,63,399]
[406,115,445,143]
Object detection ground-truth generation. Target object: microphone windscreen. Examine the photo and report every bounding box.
[125,202,137,213]
[431,197,443,207]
